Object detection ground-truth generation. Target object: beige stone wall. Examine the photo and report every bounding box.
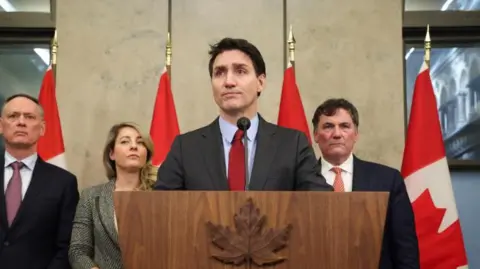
[56,0,169,189]
[56,0,404,190]
[287,0,405,165]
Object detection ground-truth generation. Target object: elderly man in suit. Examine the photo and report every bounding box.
[312,98,420,269]
[156,37,332,191]
[0,93,79,269]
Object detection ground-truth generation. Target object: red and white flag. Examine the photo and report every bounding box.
[277,61,312,144]
[37,65,67,169]
[149,66,180,166]
[401,59,468,269]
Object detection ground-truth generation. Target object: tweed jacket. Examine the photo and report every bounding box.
[69,180,123,269]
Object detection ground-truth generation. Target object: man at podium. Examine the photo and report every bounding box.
[155,37,332,192]
[311,98,420,269]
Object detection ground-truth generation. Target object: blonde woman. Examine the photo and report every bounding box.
[69,122,156,269]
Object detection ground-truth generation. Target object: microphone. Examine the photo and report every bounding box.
[237,117,251,189]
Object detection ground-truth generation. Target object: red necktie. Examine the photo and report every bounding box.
[228,129,245,191]
[5,161,24,226]
[331,167,345,192]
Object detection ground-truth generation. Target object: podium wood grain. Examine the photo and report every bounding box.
[114,191,388,269]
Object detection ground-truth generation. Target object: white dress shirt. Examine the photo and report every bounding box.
[320,153,354,192]
[3,151,38,199]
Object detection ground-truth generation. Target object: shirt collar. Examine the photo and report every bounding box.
[321,153,354,174]
[219,114,259,144]
[4,151,38,170]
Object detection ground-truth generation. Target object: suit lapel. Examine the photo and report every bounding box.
[352,156,370,191]
[248,116,277,190]
[0,154,7,231]
[201,118,229,190]
[316,158,324,174]
[95,180,119,248]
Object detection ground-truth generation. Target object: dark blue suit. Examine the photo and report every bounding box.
[319,156,420,269]
[0,154,79,269]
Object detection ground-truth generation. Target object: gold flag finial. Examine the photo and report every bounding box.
[424,24,431,67]
[287,24,295,63]
[166,32,172,66]
[51,30,58,66]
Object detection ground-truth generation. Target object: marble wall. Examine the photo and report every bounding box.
[287,0,405,163]
[56,0,168,188]
[56,0,403,189]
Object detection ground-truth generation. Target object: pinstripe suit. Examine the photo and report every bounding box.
[69,180,123,269]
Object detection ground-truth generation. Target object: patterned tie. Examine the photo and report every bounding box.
[5,161,24,226]
[331,167,345,192]
[228,129,245,191]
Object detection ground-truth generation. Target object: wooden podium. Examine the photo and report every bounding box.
[114,191,388,269]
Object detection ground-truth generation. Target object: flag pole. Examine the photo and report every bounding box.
[165,32,172,78]
[51,30,58,81]
[424,24,431,68]
[287,24,295,68]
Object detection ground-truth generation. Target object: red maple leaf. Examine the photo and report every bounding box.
[412,189,468,269]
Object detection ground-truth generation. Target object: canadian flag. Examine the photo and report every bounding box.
[149,66,180,166]
[401,59,468,268]
[37,65,67,169]
[277,61,312,144]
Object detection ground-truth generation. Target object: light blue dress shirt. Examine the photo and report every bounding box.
[218,114,259,188]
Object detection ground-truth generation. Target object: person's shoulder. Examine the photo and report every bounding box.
[174,118,218,141]
[38,159,77,182]
[277,126,303,135]
[260,118,302,136]
[179,125,211,138]
[266,122,310,141]
[355,157,402,177]
[80,181,112,199]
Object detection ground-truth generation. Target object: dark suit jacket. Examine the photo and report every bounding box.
[156,116,332,191]
[69,180,123,269]
[318,156,419,269]
[0,153,79,269]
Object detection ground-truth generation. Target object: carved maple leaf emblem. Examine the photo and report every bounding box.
[206,198,292,266]
[412,189,468,268]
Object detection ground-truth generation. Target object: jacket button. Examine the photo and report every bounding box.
[3,241,9,246]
